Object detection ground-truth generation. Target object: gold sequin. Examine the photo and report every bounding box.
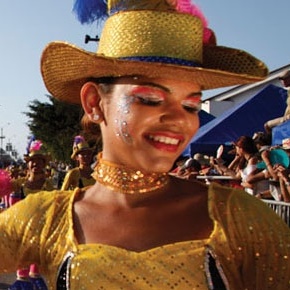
[0,183,289,289]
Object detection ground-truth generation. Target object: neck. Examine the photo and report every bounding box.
[92,152,169,194]
[27,172,45,181]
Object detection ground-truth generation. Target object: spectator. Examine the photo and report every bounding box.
[12,139,54,198]
[61,136,95,190]
[214,136,259,194]
[264,69,290,134]
[174,157,202,180]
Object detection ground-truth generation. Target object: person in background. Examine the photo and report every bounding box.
[172,157,202,181]
[252,131,272,153]
[264,69,290,134]
[12,138,54,198]
[252,137,289,201]
[270,137,290,202]
[0,1,289,289]
[61,135,95,190]
[243,131,273,197]
[2,138,52,289]
[214,136,260,194]
[170,155,190,174]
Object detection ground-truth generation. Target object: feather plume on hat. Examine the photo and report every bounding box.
[41,0,268,106]
[71,135,92,159]
[73,0,212,43]
[24,137,50,163]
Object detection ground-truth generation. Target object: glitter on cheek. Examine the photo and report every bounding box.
[114,95,135,144]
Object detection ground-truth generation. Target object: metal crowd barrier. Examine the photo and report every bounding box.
[262,199,290,227]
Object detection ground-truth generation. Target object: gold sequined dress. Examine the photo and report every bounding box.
[61,167,95,191]
[0,183,289,289]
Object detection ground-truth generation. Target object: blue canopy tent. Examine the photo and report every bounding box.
[187,84,287,156]
[181,110,215,156]
[199,109,216,126]
[272,120,290,145]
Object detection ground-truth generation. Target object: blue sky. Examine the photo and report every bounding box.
[0,0,289,157]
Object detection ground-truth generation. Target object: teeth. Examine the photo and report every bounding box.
[149,135,179,145]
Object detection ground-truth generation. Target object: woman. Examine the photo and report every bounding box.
[0,1,289,289]
[214,136,264,194]
[61,135,95,190]
[12,139,54,198]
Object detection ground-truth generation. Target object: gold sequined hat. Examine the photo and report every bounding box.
[41,0,268,105]
[24,139,51,164]
[71,135,93,159]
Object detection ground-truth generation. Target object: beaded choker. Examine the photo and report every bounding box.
[92,153,169,194]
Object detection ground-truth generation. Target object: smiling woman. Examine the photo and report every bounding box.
[0,0,289,289]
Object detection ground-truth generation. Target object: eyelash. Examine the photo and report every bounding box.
[135,95,163,106]
[133,94,201,114]
[182,101,202,113]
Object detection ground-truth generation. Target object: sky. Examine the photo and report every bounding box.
[0,0,289,158]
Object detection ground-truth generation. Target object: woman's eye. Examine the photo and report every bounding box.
[182,100,201,113]
[135,95,163,106]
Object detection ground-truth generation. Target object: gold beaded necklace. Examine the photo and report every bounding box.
[92,153,169,194]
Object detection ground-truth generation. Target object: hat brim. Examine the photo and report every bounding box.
[41,42,267,105]
[71,147,93,159]
[24,154,50,164]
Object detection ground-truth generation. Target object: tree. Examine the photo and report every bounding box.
[24,95,85,163]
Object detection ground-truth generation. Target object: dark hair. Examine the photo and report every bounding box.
[235,136,258,155]
[252,132,271,146]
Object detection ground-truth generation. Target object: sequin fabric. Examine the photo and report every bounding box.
[12,177,54,196]
[0,183,289,289]
[61,167,95,191]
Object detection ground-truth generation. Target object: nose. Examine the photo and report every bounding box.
[159,103,190,126]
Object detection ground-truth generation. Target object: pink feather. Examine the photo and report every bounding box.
[176,0,208,27]
[176,0,213,44]
[0,169,12,198]
[30,140,43,152]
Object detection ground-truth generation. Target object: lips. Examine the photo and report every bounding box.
[148,134,180,145]
[146,133,184,152]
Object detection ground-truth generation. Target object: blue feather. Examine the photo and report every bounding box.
[73,0,108,24]
[74,135,85,145]
[26,135,36,155]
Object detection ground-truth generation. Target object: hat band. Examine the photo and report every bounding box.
[120,56,201,67]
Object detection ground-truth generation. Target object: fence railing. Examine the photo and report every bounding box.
[262,199,290,227]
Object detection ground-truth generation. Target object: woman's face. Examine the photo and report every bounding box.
[88,76,201,172]
[76,149,94,167]
[27,156,46,174]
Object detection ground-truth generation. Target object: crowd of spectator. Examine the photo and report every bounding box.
[171,134,290,203]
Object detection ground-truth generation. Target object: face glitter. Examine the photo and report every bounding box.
[114,95,134,144]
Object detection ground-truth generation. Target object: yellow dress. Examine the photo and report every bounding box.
[61,167,95,190]
[12,177,54,196]
[0,183,289,290]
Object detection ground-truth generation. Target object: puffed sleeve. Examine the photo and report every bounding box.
[208,183,290,290]
[0,191,57,272]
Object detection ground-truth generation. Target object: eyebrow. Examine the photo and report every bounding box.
[137,81,203,98]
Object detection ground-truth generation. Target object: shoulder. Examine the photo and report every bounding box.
[6,190,73,221]
[208,182,290,235]
[65,167,80,176]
